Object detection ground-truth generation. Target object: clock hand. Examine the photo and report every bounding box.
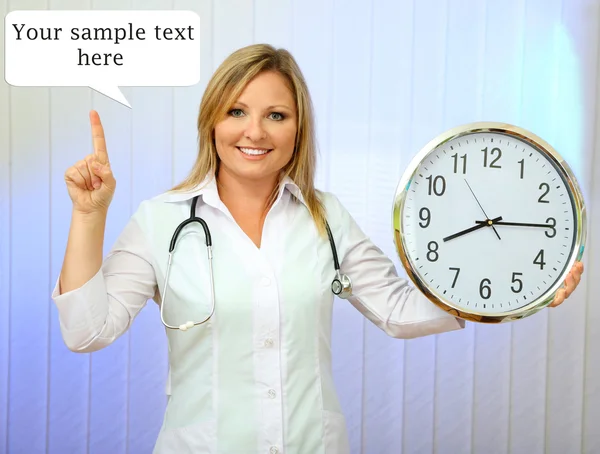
[475,220,554,228]
[464,179,501,240]
[443,216,503,242]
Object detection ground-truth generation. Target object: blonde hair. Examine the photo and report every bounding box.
[171,43,328,238]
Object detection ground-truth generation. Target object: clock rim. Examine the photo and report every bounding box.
[392,121,587,323]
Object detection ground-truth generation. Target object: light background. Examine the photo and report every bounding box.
[1,0,599,453]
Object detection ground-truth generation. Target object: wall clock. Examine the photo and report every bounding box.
[392,122,586,323]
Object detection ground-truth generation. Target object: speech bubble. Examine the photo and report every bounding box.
[4,10,201,108]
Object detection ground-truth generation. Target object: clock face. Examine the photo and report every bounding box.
[398,130,578,316]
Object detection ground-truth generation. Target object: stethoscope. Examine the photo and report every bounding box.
[160,196,353,331]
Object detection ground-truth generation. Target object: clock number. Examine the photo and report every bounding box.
[449,267,460,288]
[538,183,550,203]
[511,272,523,293]
[419,207,431,228]
[545,217,556,238]
[533,249,546,269]
[479,278,492,299]
[482,147,502,168]
[451,153,467,174]
[518,159,525,179]
[426,175,446,196]
[427,241,439,262]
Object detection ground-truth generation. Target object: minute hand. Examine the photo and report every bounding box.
[475,220,553,228]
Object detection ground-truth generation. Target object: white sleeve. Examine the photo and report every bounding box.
[51,211,158,353]
[328,194,465,339]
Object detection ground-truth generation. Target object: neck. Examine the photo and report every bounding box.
[216,167,280,213]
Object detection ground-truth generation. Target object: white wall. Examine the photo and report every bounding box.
[1,0,599,453]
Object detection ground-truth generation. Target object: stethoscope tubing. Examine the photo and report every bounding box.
[160,245,216,331]
[160,195,352,331]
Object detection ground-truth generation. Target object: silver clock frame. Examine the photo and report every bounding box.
[392,122,587,323]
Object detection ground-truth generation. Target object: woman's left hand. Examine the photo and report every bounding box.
[549,261,585,307]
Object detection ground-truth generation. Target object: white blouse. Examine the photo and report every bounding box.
[51,173,464,454]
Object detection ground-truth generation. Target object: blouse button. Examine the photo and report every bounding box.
[269,447,279,454]
[268,389,276,399]
[264,338,274,347]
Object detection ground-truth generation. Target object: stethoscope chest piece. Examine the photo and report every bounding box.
[331,271,352,299]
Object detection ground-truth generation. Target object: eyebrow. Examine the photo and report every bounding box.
[234,101,295,112]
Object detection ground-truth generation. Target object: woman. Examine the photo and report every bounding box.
[53,44,584,454]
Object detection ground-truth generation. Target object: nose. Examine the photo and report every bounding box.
[244,117,267,142]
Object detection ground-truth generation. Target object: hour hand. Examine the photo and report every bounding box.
[443,216,503,242]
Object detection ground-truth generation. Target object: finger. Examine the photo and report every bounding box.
[85,155,102,189]
[550,288,566,307]
[573,267,582,286]
[75,160,94,191]
[90,110,109,165]
[564,273,575,298]
[90,161,116,190]
[64,166,87,189]
[578,261,584,274]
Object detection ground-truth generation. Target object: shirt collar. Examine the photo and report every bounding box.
[158,172,307,208]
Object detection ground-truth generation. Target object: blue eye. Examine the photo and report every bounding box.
[228,108,244,117]
[269,112,285,121]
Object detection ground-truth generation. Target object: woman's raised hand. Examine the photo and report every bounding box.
[64,110,116,214]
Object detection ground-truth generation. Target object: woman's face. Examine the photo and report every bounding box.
[214,71,298,185]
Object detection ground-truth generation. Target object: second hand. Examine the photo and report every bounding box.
[464,179,501,240]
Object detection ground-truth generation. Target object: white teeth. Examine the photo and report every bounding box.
[239,147,270,156]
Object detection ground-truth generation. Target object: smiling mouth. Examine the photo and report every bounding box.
[237,146,272,156]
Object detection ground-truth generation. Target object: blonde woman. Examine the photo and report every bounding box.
[53,44,584,454]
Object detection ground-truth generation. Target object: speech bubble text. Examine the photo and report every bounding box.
[4,10,201,107]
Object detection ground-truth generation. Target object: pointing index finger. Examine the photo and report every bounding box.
[90,110,109,165]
